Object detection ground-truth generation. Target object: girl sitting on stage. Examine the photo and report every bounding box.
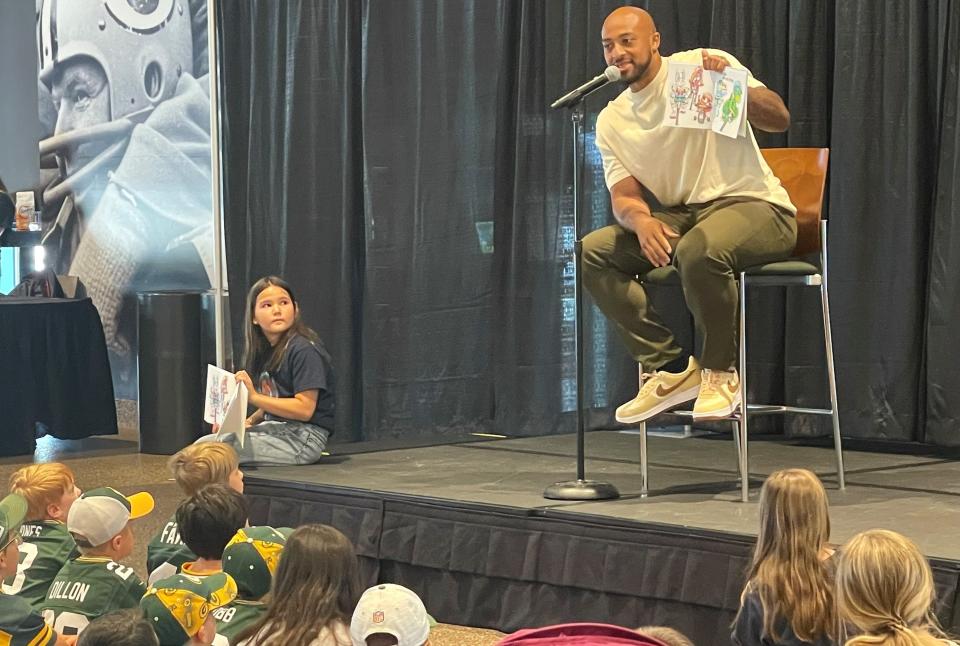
[837,529,958,646]
[233,524,359,645]
[197,276,335,466]
[731,468,836,646]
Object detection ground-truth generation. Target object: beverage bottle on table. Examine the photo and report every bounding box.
[14,192,34,232]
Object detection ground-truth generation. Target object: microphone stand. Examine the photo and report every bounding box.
[543,100,620,501]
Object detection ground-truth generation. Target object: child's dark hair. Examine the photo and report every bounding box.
[175,483,248,560]
[77,609,159,646]
[243,276,320,375]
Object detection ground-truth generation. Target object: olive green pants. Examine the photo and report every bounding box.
[581,197,797,371]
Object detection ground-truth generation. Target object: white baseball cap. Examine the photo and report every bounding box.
[350,584,432,646]
[67,486,154,547]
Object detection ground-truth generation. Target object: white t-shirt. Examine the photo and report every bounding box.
[595,48,795,215]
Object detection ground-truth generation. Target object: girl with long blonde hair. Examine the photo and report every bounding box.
[732,468,836,645]
[837,529,957,646]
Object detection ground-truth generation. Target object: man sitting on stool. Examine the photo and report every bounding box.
[583,7,796,422]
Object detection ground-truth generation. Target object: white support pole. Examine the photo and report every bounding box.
[206,0,228,368]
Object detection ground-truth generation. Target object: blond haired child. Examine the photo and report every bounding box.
[3,464,81,609]
[148,443,243,584]
[837,529,958,646]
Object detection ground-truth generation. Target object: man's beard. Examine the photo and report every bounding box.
[623,54,651,84]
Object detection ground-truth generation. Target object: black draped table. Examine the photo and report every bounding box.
[0,297,117,455]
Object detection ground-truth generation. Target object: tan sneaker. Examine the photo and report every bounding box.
[691,369,742,420]
[615,357,701,424]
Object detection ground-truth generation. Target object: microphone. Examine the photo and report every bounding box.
[550,66,622,109]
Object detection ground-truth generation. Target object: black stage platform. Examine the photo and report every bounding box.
[243,431,960,645]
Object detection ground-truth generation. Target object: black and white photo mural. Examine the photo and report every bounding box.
[35,0,215,397]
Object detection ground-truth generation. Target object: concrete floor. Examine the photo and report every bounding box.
[250,430,960,562]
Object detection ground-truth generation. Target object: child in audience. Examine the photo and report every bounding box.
[836,529,958,645]
[140,571,237,646]
[148,443,244,584]
[176,484,249,577]
[41,487,154,637]
[169,444,246,497]
[215,526,290,643]
[0,493,73,646]
[350,583,433,646]
[195,276,336,466]
[4,464,81,609]
[234,524,359,645]
[76,609,159,646]
[731,468,836,646]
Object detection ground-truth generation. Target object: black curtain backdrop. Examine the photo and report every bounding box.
[218,1,960,445]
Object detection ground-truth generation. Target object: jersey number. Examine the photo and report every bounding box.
[42,609,90,636]
[106,561,135,581]
[1,542,38,594]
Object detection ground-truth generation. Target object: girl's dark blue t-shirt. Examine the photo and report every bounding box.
[257,334,335,431]
[732,589,836,646]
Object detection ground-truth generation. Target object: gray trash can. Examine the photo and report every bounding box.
[137,291,215,454]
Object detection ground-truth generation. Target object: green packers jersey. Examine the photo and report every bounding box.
[147,514,196,585]
[40,557,147,637]
[1,520,78,610]
[213,600,267,644]
[0,593,56,646]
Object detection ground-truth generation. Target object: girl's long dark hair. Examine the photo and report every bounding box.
[233,524,360,645]
[243,276,320,376]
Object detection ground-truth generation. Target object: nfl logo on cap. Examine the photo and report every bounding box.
[351,584,432,646]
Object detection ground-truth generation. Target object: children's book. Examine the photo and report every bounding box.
[662,61,749,139]
[204,365,248,448]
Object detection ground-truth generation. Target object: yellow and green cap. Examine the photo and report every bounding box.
[141,571,238,645]
[222,526,288,600]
